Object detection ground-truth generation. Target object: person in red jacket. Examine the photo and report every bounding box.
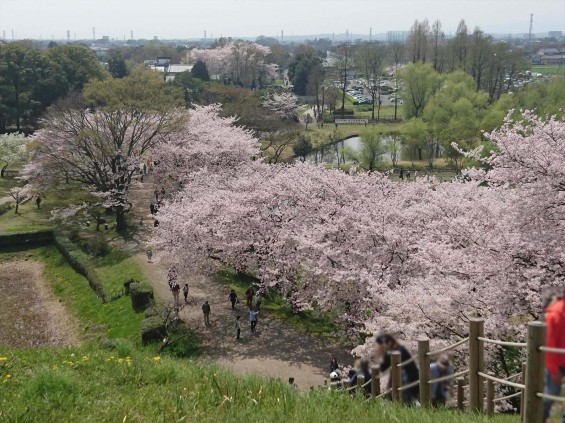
[543,289,565,423]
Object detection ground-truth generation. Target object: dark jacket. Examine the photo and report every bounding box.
[380,345,419,397]
[349,370,372,395]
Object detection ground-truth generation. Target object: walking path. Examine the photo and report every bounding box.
[124,178,353,389]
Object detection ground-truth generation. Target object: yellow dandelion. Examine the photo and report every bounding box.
[0,357,8,361]
[81,356,89,361]
[118,358,124,364]
[153,356,161,362]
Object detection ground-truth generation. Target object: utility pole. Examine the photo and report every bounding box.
[67,30,70,43]
[528,13,533,41]
[369,27,372,41]
[92,26,96,41]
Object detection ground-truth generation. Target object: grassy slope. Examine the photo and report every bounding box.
[0,346,519,423]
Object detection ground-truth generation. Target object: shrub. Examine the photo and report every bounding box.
[140,316,166,345]
[129,282,154,312]
[143,307,159,318]
[53,231,107,302]
[0,202,13,216]
[88,233,110,257]
[0,230,53,248]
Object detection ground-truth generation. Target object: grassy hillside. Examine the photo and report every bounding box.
[0,347,519,423]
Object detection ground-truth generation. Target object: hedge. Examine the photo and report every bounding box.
[129,282,154,312]
[53,231,107,303]
[140,316,166,345]
[0,230,54,248]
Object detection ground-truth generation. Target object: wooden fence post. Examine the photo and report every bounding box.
[486,373,495,416]
[520,363,527,421]
[418,337,431,408]
[357,374,365,392]
[457,377,465,411]
[524,321,546,423]
[371,366,380,398]
[469,318,485,413]
[391,351,401,403]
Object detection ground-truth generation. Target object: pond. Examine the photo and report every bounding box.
[304,136,435,166]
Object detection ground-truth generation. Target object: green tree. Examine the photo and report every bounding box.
[347,129,388,172]
[293,134,313,162]
[0,44,65,132]
[107,53,128,78]
[191,60,210,81]
[399,62,441,119]
[401,118,429,166]
[287,47,322,96]
[47,44,106,92]
[423,71,488,169]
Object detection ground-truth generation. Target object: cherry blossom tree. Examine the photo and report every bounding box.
[22,72,185,232]
[191,41,273,87]
[155,110,565,360]
[261,92,298,121]
[0,133,27,178]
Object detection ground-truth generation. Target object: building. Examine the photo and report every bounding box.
[532,47,565,64]
[548,31,563,41]
[148,57,193,81]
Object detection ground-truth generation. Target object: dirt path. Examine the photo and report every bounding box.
[126,179,353,389]
[0,258,79,348]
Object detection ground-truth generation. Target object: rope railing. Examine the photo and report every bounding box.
[536,392,565,402]
[539,346,565,354]
[477,372,525,390]
[503,372,522,381]
[476,337,527,348]
[492,391,522,403]
[398,379,420,392]
[396,355,416,368]
[364,387,393,402]
[427,337,469,357]
[428,369,469,385]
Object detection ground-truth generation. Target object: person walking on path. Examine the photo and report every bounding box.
[543,288,565,423]
[430,354,454,406]
[183,284,189,303]
[35,196,41,209]
[235,315,242,340]
[349,358,372,396]
[202,301,211,327]
[330,357,339,372]
[171,283,180,305]
[376,334,419,403]
[228,290,239,310]
[249,307,258,333]
[255,292,262,312]
[154,189,159,202]
[146,247,153,263]
[245,287,254,308]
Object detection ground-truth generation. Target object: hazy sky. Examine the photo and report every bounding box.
[1,0,564,40]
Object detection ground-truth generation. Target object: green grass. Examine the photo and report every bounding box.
[216,269,344,342]
[32,246,144,342]
[93,249,153,300]
[0,346,520,423]
[530,64,565,76]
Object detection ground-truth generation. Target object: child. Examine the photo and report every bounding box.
[183,284,189,303]
[146,247,153,263]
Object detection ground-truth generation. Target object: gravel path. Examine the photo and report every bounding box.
[126,179,353,389]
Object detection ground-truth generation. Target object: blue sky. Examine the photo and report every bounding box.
[1,0,564,40]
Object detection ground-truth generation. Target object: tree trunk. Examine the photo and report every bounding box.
[418,148,422,161]
[116,208,127,233]
[14,201,19,214]
[1,164,7,178]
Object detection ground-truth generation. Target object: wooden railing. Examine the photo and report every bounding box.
[333,319,565,423]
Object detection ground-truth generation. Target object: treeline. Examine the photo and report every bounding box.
[0,42,106,133]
